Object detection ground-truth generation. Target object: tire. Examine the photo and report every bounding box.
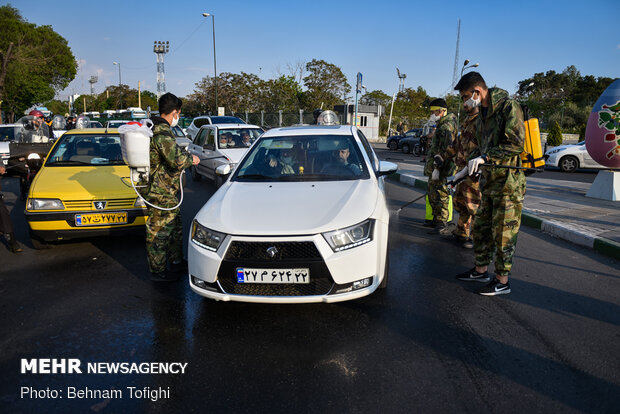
[191,166,201,181]
[388,140,398,151]
[413,144,422,157]
[559,155,578,172]
[379,246,389,289]
[401,143,410,154]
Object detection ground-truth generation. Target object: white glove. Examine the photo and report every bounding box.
[431,168,440,181]
[453,166,469,182]
[468,156,485,176]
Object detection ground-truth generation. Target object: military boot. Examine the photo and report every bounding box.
[427,222,447,234]
[5,233,23,253]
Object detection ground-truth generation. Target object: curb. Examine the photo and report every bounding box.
[389,172,620,261]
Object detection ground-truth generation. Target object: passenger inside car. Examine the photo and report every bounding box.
[70,141,99,163]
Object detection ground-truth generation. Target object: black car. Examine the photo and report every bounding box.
[387,128,423,151]
[394,129,424,153]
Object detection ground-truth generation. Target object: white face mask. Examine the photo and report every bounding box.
[464,91,481,110]
[429,113,440,122]
[170,114,179,128]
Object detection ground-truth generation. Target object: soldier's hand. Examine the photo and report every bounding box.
[431,168,440,182]
[192,155,200,166]
[468,156,485,175]
[0,165,5,175]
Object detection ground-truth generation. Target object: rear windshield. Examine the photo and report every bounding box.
[46,134,125,166]
[210,116,244,124]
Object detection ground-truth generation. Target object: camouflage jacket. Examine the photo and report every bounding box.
[442,111,479,170]
[469,88,526,196]
[425,112,457,177]
[146,117,193,203]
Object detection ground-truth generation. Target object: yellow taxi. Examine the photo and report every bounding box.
[25,128,147,247]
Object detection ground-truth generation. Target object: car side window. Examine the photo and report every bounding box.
[357,130,379,171]
[194,128,206,147]
[205,128,215,150]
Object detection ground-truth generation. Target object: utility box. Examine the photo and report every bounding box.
[333,104,383,142]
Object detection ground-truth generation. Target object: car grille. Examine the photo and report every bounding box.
[63,198,135,210]
[218,240,334,296]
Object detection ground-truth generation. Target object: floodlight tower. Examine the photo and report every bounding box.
[396,67,406,92]
[154,41,169,100]
[89,76,98,96]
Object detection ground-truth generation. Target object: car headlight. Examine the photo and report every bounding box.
[191,220,226,252]
[27,198,64,210]
[322,219,374,252]
[546,148,562,155]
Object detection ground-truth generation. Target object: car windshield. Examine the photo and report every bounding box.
[89,121,103,128]
[0,126,15,141]
[45,133,125,166]
[217,128,262,149]
[172,125,185,137]
[210,116,244,124]
[234,134,370,182]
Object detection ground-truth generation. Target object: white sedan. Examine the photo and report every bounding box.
[545,141,609,172]
[188,124,397,303]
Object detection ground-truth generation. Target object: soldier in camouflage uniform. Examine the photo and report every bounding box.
[435,106,481,248]
[453,72,526,296]
[424,98,457,235]
[145,93,199,282]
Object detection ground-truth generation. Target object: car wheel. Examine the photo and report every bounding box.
[413,144,422,157]
[191,166,201,181]
[559,155,578,172]
[401,144,410,154]
[379,242,389,289]
[389,140,398,151]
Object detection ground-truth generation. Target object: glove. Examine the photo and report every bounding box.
[433,154,444,169]
[453,166,469,182]
[431,168,440,181]
[468,156,486,176]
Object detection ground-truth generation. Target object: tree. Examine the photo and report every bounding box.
[547,121,563,146]
[258,75,303,112]
[302,59,350,111]
[0,5,76,121]
[360,90,391,107]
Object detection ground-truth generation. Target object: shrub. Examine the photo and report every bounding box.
[547,121,563,146]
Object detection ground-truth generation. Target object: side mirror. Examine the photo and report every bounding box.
[377,160,398,177]
[216,164,231,176]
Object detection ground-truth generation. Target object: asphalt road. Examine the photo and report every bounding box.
[0,171,618,413]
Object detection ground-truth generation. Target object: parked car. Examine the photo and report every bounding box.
[386,128,423,151]
[185,116,246,140]
[89,121,103,128]
[0,123,20,166]
[545,141,609,172]
[172,125,191,149]
[188,124,263,187]
[188,124,398,303]
[24,128,147,248]
[105,120,131,129]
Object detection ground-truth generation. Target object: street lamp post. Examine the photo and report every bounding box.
[456,59,479,128]
[113,61,122,109]
[202,13,218,113]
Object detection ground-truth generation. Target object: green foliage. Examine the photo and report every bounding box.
[578,123,586,142]
[43,99,69,115]
[0,4,77,121]
[547,121,563,146]
[302,59,351,111]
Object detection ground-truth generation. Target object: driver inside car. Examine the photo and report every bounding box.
[322,141,361,176]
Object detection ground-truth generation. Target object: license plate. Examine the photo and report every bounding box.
[75,212,128,226]
[236,268,310,284]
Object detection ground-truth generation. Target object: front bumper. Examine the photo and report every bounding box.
[188,228,387,304]
[25,208,147,241]
[544,153,559,167]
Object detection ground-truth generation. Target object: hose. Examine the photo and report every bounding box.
[130,170,185,211]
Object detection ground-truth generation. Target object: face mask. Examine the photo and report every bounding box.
[281,155,293,164]
[464,91,481,110]
[170,114,179,128]
[429,113,440,122]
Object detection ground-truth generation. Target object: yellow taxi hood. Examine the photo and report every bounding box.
[31,165,136,200]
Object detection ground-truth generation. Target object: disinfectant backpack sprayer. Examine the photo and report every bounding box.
[118,120,186,211]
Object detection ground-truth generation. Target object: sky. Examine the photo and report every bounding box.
[5,0,620,105]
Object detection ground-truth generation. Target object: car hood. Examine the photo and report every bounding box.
[220,148,250,163]
[546,144,579,154]
[195,179,379,235]
[31,165,136,200]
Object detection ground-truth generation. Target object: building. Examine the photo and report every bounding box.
[334,104,383,142]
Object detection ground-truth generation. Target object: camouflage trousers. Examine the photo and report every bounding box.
[146,204,183,273]
[473,191,524,277]
[427,178,450,223]
[0,194,14,234]
[453,177,481,239]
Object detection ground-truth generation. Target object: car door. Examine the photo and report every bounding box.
[202,127,219,180]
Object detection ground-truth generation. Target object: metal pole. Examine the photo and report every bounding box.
[118,63,122,109]
[354,89,359,127]
[387,93,396,137]
[212,15,218,111]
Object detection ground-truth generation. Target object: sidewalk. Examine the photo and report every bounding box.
[388,162,620,261]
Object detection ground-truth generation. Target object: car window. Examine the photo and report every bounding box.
[171,126,185,137]
[234,134,370,182]
[216,128,261,149]
[194,129,206,147]
[205,129,215,149]
[0,126,16,141]
[194,118,211,128]
[45,134,124,166]
[210,116,244,124]
[356,129,378,172]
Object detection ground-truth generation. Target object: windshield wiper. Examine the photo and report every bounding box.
[46,160,92,166]
[237,173,274,180]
